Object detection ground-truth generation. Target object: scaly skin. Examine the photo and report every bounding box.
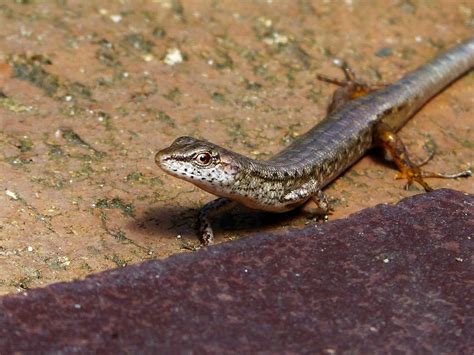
[155,38,474,244]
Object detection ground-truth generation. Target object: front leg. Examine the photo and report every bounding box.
[282,182,332,215]
[311,189,333,214]
[198,197,236,245]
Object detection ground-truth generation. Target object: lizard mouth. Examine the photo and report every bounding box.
[154,150,176,174]
[154,151,164,166]
[155,149,176,169]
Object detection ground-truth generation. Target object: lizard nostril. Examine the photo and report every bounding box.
[155,151,167,166]
[154,152,161,165]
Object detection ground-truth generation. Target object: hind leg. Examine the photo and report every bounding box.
[375,124,471,191]
[317,59,385,113]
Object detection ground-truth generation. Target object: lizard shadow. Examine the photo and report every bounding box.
[132,203,319,243]
[209,205,317,235]
[368,149,399,169]
[129,205,198,242]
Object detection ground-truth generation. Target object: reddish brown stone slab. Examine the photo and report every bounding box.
[0,189,472,353]
[1,1,473,296]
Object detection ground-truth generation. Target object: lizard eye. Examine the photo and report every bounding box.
[194,152,212,166]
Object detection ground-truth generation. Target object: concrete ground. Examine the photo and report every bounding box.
[0,0,473,295]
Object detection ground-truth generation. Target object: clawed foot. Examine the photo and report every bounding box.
[179,240,203,251]
[397,166,472,192]
[311,189,334,217]
[377,125,472,192]
[317,59,384,113]
[198,212,215,246]
[197,197,235,246]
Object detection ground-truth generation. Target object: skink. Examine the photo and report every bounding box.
[156,38,474,245]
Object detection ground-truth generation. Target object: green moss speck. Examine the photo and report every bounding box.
[122,33,155,53]
[5,155,32,167]
[153,109,176,128]
[375,47,393,58]
[227,122,248,141]
[214,49,234,70]
[149,176,164,186]
[95,197,135,217]
[50,146,65,161]
[152,26,166,38]
[96,39,121,67]
[18,136,33,152]
[97,111,113,130]
[110,254,127,268]
[163,87,181,103]
[12,59,60,96]
[0,95,32,113]
[145,107,176,128]
[306,88,322,103]
[126,171,144,181]
[243,78,262,91]
[211,92,226,103]
[66,82,93,100]
[60,128,105,158]
[80,262,93,272]
[112,229,128,242]
[31,175,65,189]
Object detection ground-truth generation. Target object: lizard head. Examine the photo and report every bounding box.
[155,136,242,195]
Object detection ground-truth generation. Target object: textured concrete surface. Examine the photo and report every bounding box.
[1,1,473,295]
[0,189,472,353]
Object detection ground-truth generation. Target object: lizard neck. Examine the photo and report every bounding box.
[217,155,318,208]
